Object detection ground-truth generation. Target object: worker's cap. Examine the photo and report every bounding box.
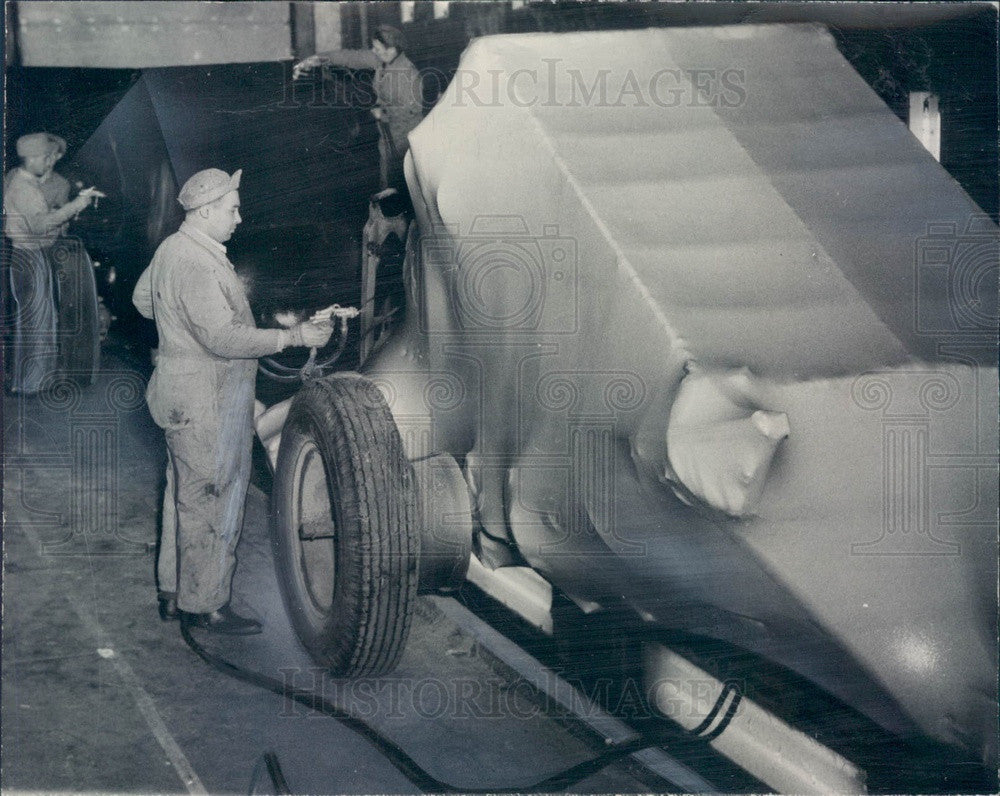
[374,24,406,51]
[16,132,53,159]
[178,168,242,211]
[46,134,67,159]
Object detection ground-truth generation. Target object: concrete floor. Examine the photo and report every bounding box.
[2,348,671,794]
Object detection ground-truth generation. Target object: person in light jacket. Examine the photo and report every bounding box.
[3,132,103,394]
[294,24,424,189]
[133,167,332,634]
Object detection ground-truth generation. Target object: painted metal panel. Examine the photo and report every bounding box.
[372,25,998,764]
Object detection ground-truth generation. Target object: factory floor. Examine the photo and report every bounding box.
[1,345,665,794]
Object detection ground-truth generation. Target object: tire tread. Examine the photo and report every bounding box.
[271,375,418,676]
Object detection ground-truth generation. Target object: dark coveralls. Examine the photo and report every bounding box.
[133,223,290,613]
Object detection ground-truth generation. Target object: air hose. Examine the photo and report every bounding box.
[248,751,291,795]
[180,621,740,793]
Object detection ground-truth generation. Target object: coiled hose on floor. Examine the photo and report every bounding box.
[180,622,740,793]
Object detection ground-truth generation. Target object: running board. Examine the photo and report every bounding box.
[465,556,553,634]
[642,643,868,794]
[464,557,866,792]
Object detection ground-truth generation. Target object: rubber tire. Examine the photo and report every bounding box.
[271,374,419,676]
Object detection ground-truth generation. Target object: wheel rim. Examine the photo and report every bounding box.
[290,438,337,617]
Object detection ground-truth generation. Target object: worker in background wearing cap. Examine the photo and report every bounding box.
[133,167,333,635]
[3,132,104,395]
[293,24,423,190]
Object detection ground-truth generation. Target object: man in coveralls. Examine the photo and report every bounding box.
[3,132,103,395]
[133,168,332,634]
[293,24,424,189]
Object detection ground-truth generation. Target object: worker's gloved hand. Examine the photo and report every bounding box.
[295,320,334,349]
[292,55,326,81]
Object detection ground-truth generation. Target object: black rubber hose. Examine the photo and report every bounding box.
[180,622,732,794]
[259,324,351,384]
[248,751,291,795]
[264,751,291,795]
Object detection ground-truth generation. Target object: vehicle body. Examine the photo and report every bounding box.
[6,8,994,791]
[265,24,998,792]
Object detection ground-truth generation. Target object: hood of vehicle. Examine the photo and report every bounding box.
[408,24,995,377]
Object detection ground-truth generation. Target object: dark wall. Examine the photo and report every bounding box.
[6,62,378,337]
[4,67,141,170]
[833,10,998,220]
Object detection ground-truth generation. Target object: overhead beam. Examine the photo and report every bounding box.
[16,1,292,68]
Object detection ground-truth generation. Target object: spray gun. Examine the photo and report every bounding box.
[297,304,361,381]
[260,304,361,384]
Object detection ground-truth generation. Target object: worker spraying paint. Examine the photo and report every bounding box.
[3,132,104,395]
[133,167,333,635]
[293,24,424,190]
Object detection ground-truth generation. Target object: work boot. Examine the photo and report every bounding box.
[158,593,179,622]
[180,605,262,636]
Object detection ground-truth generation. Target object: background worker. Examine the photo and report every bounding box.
[3,132,103,395]
[293,24,424,190]
[133,167,333,635]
